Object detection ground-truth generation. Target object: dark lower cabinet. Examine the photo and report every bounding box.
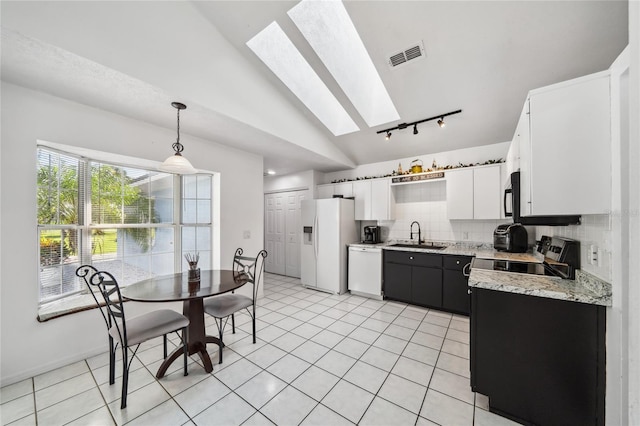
[383,250,443,308]
[412,266,442,308]
[384,250,471,314]
[470,287,606,426]
[443,255,472,315]
[383,262,412,303]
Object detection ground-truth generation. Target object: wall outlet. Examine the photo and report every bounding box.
[589,245,598,265]
[243,230,251,239]
[463,232,469,240]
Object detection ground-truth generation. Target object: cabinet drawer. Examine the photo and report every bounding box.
[443,255,473,271]
[385,250,442,267]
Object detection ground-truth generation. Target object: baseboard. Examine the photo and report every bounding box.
[1,346,105,387]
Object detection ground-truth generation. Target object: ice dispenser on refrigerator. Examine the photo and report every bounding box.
[303,226,313,245]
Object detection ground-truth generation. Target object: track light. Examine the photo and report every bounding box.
[376,109,461,140]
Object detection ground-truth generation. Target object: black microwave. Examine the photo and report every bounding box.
[504,171,580,226]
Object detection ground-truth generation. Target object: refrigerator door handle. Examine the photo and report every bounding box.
[313,215,318,258]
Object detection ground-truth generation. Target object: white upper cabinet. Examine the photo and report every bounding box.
[506,108,525,178]
[317,184,334,199]
[333,182,353,198]
[371,179,395,220]
[446,168,474,219]
[520,71,611,216]
[352,180,370,219]
[446,164,503,220]
[317,182,353,199]
[352,179,395,220]
[474,165,502,219]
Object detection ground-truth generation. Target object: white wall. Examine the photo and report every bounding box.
[0,83,264,385]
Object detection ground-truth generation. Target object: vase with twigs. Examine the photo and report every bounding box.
[185,252,200,283]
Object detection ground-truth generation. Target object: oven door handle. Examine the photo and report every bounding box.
[463,262,472,277]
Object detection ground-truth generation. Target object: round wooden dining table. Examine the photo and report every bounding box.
[121,269,247,378]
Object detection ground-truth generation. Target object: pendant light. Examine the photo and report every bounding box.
[159,102,197,174]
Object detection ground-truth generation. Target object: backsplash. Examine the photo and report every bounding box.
[379,181,504,244]
[535,215,611,282]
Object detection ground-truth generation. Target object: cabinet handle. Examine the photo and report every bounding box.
[468,289,472,295]
[463,262,472,277]
[409,256,414,260]
[456,260,460,265]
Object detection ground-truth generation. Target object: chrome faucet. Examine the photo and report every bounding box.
[410,221,422,244]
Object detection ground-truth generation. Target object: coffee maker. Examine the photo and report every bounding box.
[363,226,380,244]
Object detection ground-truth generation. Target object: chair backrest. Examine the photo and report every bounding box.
[232,248,268,302]
[76,265,128,346]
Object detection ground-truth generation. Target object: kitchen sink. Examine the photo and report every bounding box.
[389,243,447,250]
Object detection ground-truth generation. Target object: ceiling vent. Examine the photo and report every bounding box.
[388,42,425,68]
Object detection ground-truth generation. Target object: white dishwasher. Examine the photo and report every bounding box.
[348,246,383,300]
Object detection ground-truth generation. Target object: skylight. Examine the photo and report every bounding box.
[247,22,360,136]
[288,0,400,127]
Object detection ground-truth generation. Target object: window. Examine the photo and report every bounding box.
[37,147,213,304]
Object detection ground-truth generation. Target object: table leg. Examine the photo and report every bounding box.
[155,299,220,378]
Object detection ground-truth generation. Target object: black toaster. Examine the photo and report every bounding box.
[493,223,528,253]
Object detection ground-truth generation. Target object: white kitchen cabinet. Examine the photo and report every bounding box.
[519,71,611,216]
[371,179,394,220]
[316,182,354,199]
[317,184,334,199]
[352,180,370,219]
[447,165,502,220]
[506,108,525,178]
[474,166,502,219]
[353,179,395,220]
[333,182,353,198]
[446,168,474,219]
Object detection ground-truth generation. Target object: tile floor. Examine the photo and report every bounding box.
[1,273,521,426]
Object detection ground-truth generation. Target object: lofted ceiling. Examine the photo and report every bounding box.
[0,1,628,176]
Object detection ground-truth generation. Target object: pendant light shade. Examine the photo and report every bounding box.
[159,102,197,174]
[159,153,197,174]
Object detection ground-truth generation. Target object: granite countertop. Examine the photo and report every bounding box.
[349,240,540,262]
[469,268,612,306]
[349,240,612,306]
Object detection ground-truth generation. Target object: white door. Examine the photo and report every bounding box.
[285,191,306,277]
[264,193,285,274]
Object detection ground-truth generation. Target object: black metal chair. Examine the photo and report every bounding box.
[76,265,189,409]
[203,248,267,363]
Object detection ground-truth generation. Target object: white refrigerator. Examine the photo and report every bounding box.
[301,198,357,294]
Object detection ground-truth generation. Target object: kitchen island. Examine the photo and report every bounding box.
[349,239,613,424]
[468,261,611,426]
